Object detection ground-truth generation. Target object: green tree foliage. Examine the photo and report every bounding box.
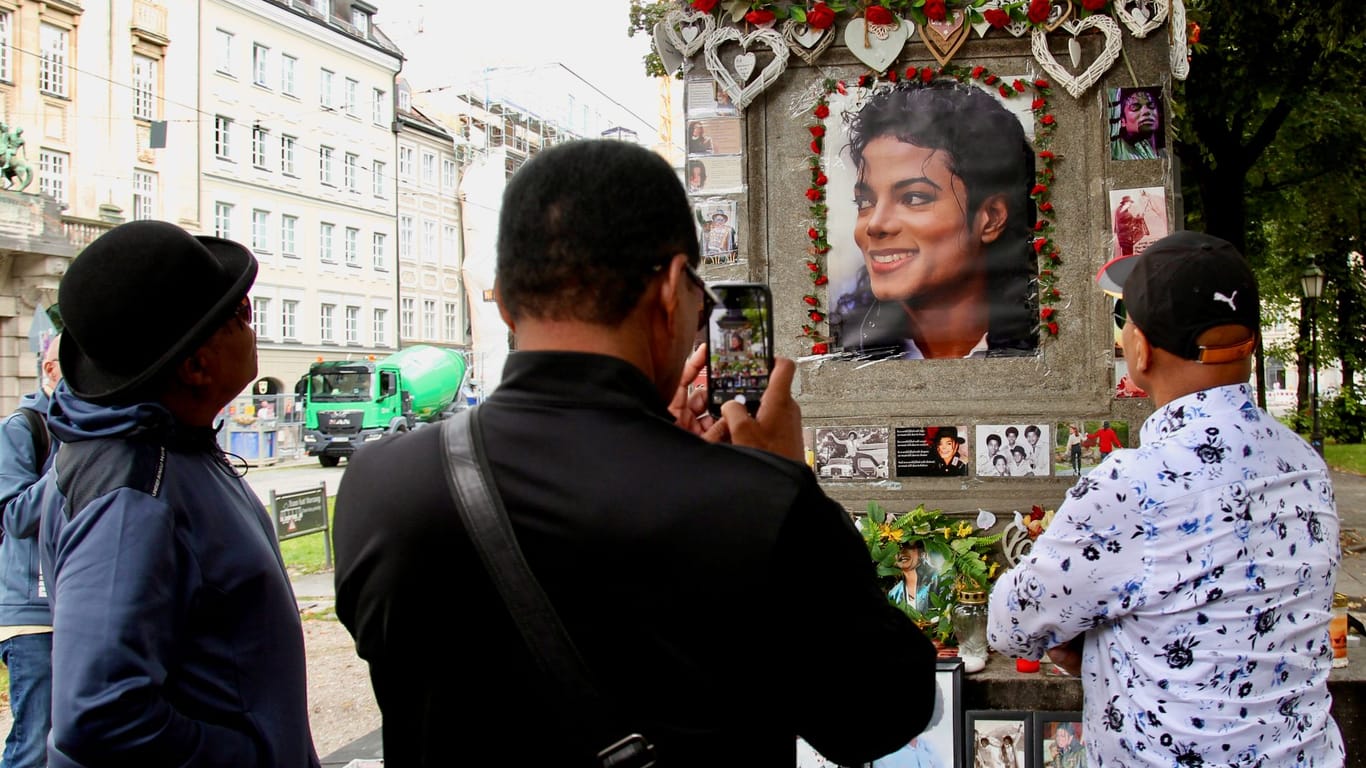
[627,0,676,78]
[1175,1,1365,411]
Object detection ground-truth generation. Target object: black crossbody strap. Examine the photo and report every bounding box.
[440,409,656,768]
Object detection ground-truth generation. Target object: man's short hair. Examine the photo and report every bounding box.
[986,433,1001,446]
[1025,425,1041,438]
[496,140,699,325]
[1005,426,1019,438]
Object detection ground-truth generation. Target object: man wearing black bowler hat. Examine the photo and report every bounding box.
[988,232,1344,767]
[35,220,320,767]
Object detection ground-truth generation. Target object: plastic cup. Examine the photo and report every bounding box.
[1016,658,1041,673]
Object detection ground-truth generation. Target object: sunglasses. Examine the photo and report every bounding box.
[654,262,719,331]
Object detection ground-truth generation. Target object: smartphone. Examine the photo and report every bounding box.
[705,282,775,419]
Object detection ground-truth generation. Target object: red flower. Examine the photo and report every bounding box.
[921,67,935,83]
[1031,184,1047,196]
[811,342,829,355]
[857,74,874,88]
[984,74,998,85]
[999,85,1010,98]
[803,295,818,306]
[1033,221,1046,231]
[865,5,895,25]
[1041,307,1055,320]
[1034,78,1050,88]
[810,140,821,153]
[1051,287,1061,297]
[1027,0,1050,24]
[807,228,820,241]
[971,65,986,79]
[836,81,848,95]
[1039,149,1055,159]
[924,0,947,22]
[1047,321,1059,335]
[815,172,828,186]
[745,8,775,24]
[1081,0,1106,9]
[807,2,836,29]
[983,8,1009,27]
[1033,238,1048,253]
[809,311,825,322]
[813,103,830,119]
[814,275,829,285]
[805,188,821,201]
[887,68,899,83]
[815,244,830,254]
[690,0,718,12]
[1040,201,1054,212]
[1012,79,1026,93]
[809,125,826,138]
[1031,98,1045,110]
[1188,22,1200,44]
[1041,114,1056,125]
[1040,269,1053,276]
[1030,505,1046,519]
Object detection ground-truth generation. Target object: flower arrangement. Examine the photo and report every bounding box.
[688,0,1114,29]
[802,64,1061,355]
[861,502,1003,643]
[1017,504,1055,538]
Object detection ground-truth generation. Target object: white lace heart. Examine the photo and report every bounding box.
[1114,0,1169,39]
[842,16,909,73]
[782,19,835,65]
[1031,14,1122,98]
[663,8,716,58]
[703,27,790,111]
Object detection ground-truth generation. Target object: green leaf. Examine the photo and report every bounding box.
[791,7,807,22]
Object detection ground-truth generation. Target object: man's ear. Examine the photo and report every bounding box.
[173,346,213,390]
[1129,323,1153,374]
[493,283,516,333]
[976,194,1010,244]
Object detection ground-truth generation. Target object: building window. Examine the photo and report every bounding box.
[281,214,298,256]
[38,150,68,204]
[281,54,297,95]
[372,308,386,346]
[421,151,437,186]
[444,302,458,342]
[0,11,12,82]
[252,297,270,337]
[252,209,270,251]
[252,126,268,168]
[398,88,411,112]
[442,158,456,189]
[282,300,298,339]
[422,220,437,264]
[213,201,233,238]
[281,135,297,175]
[319,146,334,185]
[400,297,414,339]
[442,225,458,265]
[345,227,359,266]
[320,304,336,343]
[344,153,358,192]
[372,232,387,270]
[133,55,157,120]
[422,300,436,339]
[399,215,414,260]
[398,146,414,180]
[372,88,386,125]
[345,78,358,116]
[319,68,334,108]
[132,170,155,221]
[39,24,68,96]
[352,7,370,35]
[345,305,359,343]
[214,116,232,160]
[215,29,233,75]
[252,44,269,87]
[372,160,387,197]
[319,222,335,262]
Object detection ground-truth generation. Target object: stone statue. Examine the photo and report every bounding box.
[1,124,33,192]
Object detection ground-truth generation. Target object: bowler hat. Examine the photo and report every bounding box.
[935,426,965,445]
[58,220,258,403]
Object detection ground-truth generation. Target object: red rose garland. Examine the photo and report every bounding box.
[801,66,1063,355]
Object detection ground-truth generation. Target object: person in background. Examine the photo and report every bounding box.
[36,220,319,767]
[1023,425,1047,475]
[333,139,935,767]
[1063,424,1083,476]
[1086,420,1123,460]
[978,432,1002,474]
[0,333,62,768]
[988,232,1344,766]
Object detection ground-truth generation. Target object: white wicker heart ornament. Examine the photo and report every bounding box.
[1031,14,1122,98]
[1167,0,1189,80]
[1114,0,1169,38]
[663,9,716,58]
[703,27,790,111]
[782,19,835,65]
[842,17,910,73]
[971,0,1030,37]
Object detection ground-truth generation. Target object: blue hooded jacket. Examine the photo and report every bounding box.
[36,382,320,768]
[0,388,58,627]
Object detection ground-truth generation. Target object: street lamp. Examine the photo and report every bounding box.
[1300,261,1325,455]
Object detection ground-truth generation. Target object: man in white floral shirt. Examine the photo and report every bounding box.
[988,232,1345,767]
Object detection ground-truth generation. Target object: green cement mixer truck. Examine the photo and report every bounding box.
[301,345,469,467]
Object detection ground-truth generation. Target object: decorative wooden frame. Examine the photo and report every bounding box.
[966,710,1034,768]
[1033,711,1086,768]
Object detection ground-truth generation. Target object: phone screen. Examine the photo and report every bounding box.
[706,283,774,418]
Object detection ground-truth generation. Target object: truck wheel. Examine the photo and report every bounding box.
[318,455,340,468]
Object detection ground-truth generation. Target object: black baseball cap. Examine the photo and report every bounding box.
[1112,231,1259,364]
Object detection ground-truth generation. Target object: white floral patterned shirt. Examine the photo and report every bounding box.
[987,384,1345,767]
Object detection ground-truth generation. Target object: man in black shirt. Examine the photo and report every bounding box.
[333,140,935,767]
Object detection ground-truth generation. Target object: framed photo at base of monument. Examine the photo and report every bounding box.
[1034,712,1087,768]
[871,658,964,768]
[966,710,1032,768]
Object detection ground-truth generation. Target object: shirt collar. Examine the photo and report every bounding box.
[1139,382,1260,443]
[903,332,989,360]
[492,351,675,423]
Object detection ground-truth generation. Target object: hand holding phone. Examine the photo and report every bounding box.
[705,283,775,419]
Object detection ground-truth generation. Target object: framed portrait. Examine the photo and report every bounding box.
[1107,186,1167,263]
[974,424,1050,478]
[694,199,740,265]
[894,426,970,478]
[819,78,1040,360]
[871,658,964,768]
[1034,712,1086,768]
[966,710,1032,768]
[1108,85,1165,160]
[813,425,889,481]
